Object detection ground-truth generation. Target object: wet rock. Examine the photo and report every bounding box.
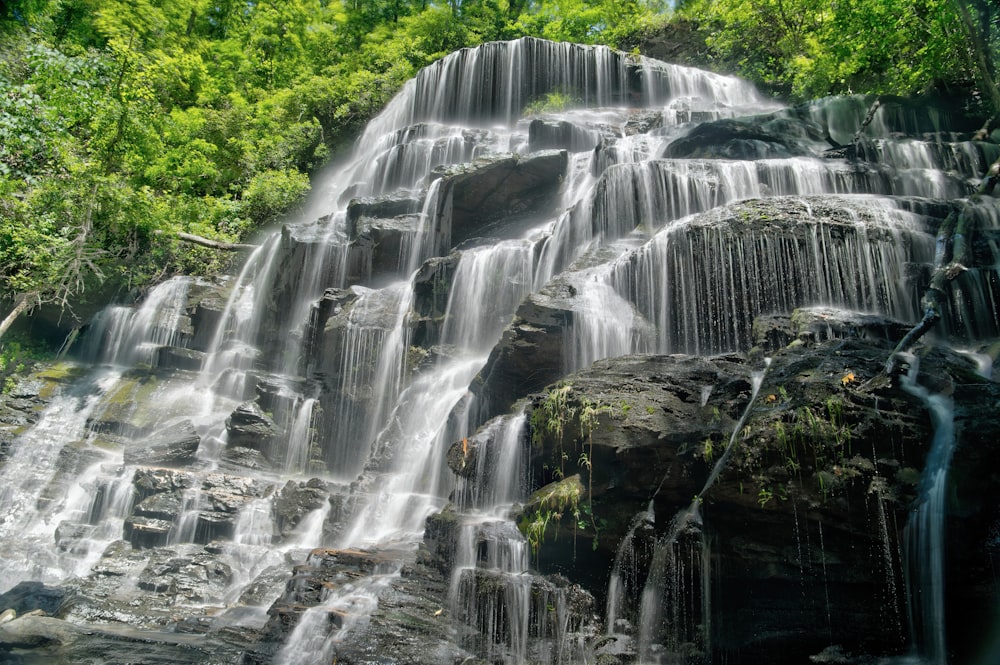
[347,214,422,282]
[451,567,596,663]
[528,118,601,152]
[124,419,200,468]
[411,254,459,347]
[472,285,575,417]
[221,445,272,471]
[346,191,423,235]
[791,307,911,344]
[123,516,174,549]
[422,505,461,574]
[133,467,196,500]
[0,582,68,617]
[185,278,232,352]
[430,150,569,248]
[155,346,206,372]
[664,117,815,160]
[225,401,276,453]
[136,548,233,602]
[274,478,329,537]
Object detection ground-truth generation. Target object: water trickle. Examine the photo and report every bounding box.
[605,501,655,636]
[898,353,957,665]
[442,241,535,353]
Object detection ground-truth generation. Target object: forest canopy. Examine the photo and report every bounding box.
[0,0,997,346]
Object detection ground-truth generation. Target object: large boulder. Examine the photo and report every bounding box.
[664,117,814,159]
[506,337,1000,664]
[429,150,569,248]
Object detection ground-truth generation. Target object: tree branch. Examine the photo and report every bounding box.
[0,293,36,343]
[155,230,259,251]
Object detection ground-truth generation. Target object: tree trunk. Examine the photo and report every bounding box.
[886,153,1000,374]
[0,294,34,343]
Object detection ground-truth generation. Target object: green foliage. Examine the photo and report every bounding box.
[517,474,584,555]
[678,0,989,103]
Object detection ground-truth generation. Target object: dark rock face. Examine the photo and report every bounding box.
[430,150,569,248]
[472,285,575,417]
[155,346,206,372]
[226,402,277,453]
[528,117,602,152]
[347,214,422,283]
[124,420,200,468]
[664,117,815,159]
[514,338,1000,664]
[274,478,329,538]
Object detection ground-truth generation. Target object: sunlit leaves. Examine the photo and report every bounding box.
[683,0,976,100]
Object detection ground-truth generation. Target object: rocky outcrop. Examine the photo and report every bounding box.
[472,282,576,417]
[429,150,569,248]
[664,117,815,159]
[226,402,277,454]
[124,419,200,468]
[509,337,1000,664]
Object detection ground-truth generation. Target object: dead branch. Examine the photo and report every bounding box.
[156,230,258,252]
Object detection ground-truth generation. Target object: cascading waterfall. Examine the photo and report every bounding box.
[3,36,998,665]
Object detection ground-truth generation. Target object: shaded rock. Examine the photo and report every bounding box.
[411,254,459,347]
[422,505,461,574]
[274,478,329,537]
[124,420,200,468]
[528,118,601,152]
[346,191,423,235]
[665,117,812,160]
[221,445,272,471]
[429,150,569,249]
[225,401,276,452]
[154,346,205,372]
[0,582,68,617]
[753,307,912,353]
[123,516,173,549]
[472,285,574,417]
[185,278,232,353]
[347,214,422,283]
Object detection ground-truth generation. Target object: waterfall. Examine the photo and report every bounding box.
[4,36,998,665]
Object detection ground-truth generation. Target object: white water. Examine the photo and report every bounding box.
[898,353,957,665]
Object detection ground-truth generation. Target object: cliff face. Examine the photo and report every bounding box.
[515,334,1000,663]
